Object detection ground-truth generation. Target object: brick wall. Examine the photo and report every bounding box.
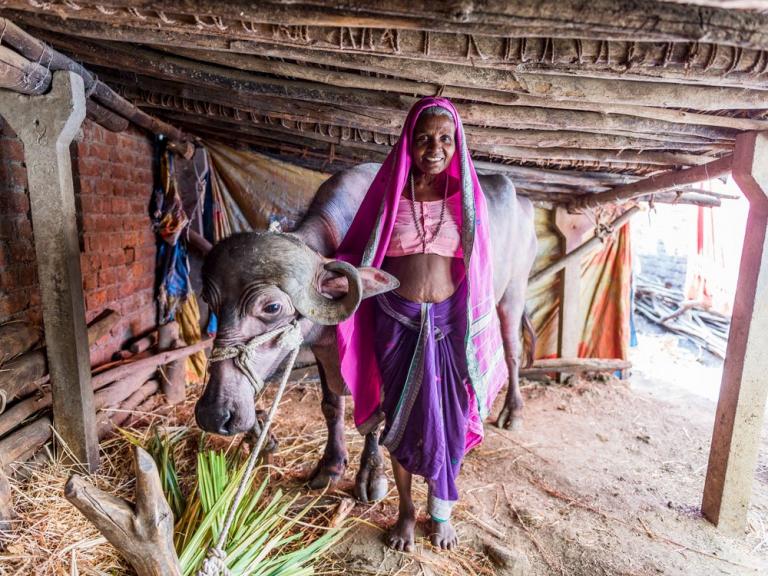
[0,118,157,365]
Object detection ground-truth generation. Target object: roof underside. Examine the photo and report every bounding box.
[3,0,768,202]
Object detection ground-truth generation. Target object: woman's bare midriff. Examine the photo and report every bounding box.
[382,254,465,304]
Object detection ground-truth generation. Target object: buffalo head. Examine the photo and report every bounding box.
[195,232,397,435]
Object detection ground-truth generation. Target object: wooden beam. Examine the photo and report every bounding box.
[0,72,98,471]
[11,1,768,49]
[110,76,735,147]
[18,15,768,130]
[164,44,768,112]
[0,45,49,95]
[570,155,734,210]
[702,131,768,533]
[529,206,642,285]
[33,30,743,142]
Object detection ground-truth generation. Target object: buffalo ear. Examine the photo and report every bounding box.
[320,266,399,299]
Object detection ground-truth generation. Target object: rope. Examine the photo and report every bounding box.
[196,321,303,576]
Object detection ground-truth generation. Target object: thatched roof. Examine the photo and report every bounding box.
[2,0,768,204]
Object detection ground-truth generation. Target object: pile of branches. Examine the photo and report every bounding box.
[634,279,730,358]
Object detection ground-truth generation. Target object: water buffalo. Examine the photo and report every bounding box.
[195,163,537,501]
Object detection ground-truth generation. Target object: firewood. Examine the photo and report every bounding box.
[65,446,182,576]
[158,323,187,406]
[86,309,120,347]
[0,394,51,438]
[0,417,52,471]
[0,469,13,551]
[124,396,165,429]
[520,358,631,377]
[129,332,158,354]
[90,338,212,390]
[0,322,40,362]
[0,350,46,410]
[93,368,157,412]
[99,380,161,438]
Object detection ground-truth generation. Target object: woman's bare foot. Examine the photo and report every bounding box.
[387,507,416,552]
[430,518,458,550]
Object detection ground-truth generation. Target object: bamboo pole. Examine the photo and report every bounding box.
[528,206,642,285]
[569,156,734,211]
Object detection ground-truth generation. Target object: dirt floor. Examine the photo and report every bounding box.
[4,325,767,575]
[260,328,768,576]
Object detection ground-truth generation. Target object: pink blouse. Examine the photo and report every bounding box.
[385,192,463,258]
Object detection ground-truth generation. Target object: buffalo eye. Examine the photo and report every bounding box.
[263,303,282,315]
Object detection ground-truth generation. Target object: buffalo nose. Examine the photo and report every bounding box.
[217,409,234,435]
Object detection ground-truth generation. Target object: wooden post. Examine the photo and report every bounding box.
[0,71,98,472]
[555,209,593,378]
[702,131,768,533]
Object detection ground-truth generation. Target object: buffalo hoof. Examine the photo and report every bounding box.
[354,464,389,503]
[308,457,347,490]
[495,406,523,431]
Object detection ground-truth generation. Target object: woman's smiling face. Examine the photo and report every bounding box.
[410,112,456,177]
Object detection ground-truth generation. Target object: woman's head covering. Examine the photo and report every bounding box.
[336,97,507,445]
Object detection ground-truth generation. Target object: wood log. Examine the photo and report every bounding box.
[97,380,159,439]
[65,446,182,576]
[0,44,50,95]
[0,417,51,471]
[85,99,129,132]
[14,0,768,50]
[129,332,158,354]
[529,206,642,285]
[38,31,738,142]
[570,155,734,210]
[0,322,40,362]
[0,469,13,551]
[106,69,740,144]
[123,395,165,429]
[86,309,121,347]
[164,44,768,111]
[0,350,46,411]
[520,358,632,377]
[15,6,768,98]
[158,322,186,406]
[0,17,192,157]
[0,393,51,438]
[91,337,212,390]
[93,368,158,412]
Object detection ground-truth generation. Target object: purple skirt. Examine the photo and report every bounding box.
[374,281,470,521]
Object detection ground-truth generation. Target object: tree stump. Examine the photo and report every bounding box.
[65,445,182,576]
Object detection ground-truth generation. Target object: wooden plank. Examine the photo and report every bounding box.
[0,72,97,471]
[702,131,768,533]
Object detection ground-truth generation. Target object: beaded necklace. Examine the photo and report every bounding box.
[408,172,449,251]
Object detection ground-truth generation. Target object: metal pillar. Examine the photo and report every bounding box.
[702,132,768,533]
[0,71,97,471]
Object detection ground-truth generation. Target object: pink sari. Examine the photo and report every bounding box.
[335,97,508,451]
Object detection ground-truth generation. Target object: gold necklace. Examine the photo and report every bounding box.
[409,173,449,251]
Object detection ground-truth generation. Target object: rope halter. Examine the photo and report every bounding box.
[207,321,304,397]
[197,320,304,576]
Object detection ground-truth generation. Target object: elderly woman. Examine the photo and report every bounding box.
[335,97,508,551]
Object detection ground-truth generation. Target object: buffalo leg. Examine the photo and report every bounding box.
[354,427,388,502]
[308,359,349,489]
[495,288,526,430]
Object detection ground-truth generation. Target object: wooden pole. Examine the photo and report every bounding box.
[0,72,98,471]
[702,131,768,533]
[554,209,593,372]
[529,206,642,286]
[569,155,734,211]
